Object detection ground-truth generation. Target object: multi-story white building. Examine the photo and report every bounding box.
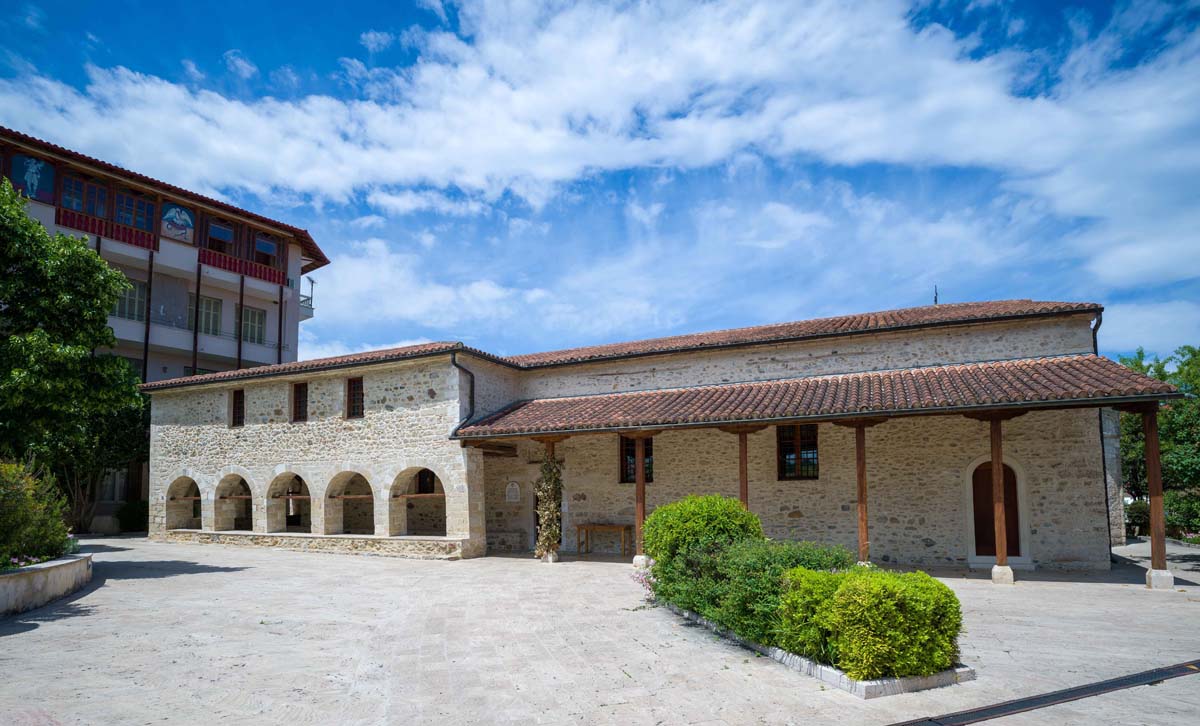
[1,126,329,531]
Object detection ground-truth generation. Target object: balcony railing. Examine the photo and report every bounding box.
[56,207,158,251]
[199,248,285,285]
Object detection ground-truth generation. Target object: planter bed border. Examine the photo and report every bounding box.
[663,602,975,699]
[1,554,93,617]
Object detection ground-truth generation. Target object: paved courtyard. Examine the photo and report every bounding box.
[2,537,1198,726]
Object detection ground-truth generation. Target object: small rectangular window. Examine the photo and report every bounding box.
[346,377,364,419]
[777,424,819,480]
[115,188,155,232]
[619,436,653,483]
[188,294,223,336]
[254,233,278,267]
[61,176,85,211]
[231,389,245,428]
[207,220,235,255]
[239,305,266,344]
[291,382,308,423]
[111,279,147,322]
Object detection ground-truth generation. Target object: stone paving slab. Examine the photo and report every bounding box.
[1,536,1198,725]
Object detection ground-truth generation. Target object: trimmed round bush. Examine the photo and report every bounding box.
[714,539,854,645]
[820,569,962,680]
[777,567,847,662]
[643,495,763,563]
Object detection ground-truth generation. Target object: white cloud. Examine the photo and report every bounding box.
[298,327,432,360]
[181,59,204,82]
[0,0,1195,302]
[1100,301,1200,358]
[367,189,488,217]
[359,30,395,53]
[222,49,258,79]
[270,65,300,89]
[350,214,386,229]
[418,0,448,24]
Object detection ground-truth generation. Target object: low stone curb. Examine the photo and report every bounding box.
[1167,538,1200,550]
[663,602,975,699]
[155,529,475,559]
[1,554,93,617]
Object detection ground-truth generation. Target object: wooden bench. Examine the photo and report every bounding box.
[576,523,633,556]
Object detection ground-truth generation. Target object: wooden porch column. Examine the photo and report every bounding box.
[1143,409,1169,575]
[718,425,767,509]
[635,436,646,556]
[990,418,1008,570]
[855,423,869,563]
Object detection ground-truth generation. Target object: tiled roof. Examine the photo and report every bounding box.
[140,342,471,391]
[0,126,329,273]
[505,300,1101,367]
[455,355,1178,438]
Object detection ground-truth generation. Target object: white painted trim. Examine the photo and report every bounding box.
[961,453,1034,569]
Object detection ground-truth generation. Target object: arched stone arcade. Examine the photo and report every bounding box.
[214,475,254,532]
[325,472,376,535]
[390,467,447,536]
[164,477,201,530]
[266,474,313,533]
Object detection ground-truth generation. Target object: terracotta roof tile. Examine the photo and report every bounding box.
[140,342,469,391]
[455,355,1178,438]
[505,300,1101,367]
[1,125,329,273]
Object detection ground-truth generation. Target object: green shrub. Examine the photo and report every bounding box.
[0,461,71,570]
[821,569,962,680]
[1164,490,1200,534]
[644,495,763,614]
[1126,500,1150,532]
[643,495,763,563]
[777,566,963,680]
[777,567,848,662]
[117,500,150,532]
[714,539,854,645]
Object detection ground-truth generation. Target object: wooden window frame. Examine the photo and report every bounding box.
[253,232,280,268]
[345,377,365,419]
[239,305,267,345]
[776,424,819,480]
[114,187,156,232]
[205,218,236,255]
[291,382,308,423]
[188,294,223,337]
[230,389,245,428]
[618,436,653,484]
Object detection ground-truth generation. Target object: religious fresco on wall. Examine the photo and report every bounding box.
[10,154,55,203]
[161,202,195,243]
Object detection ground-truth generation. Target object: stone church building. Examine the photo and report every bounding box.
[142,300,1181,585]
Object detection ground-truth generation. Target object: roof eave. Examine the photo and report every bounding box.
[452,390,1179,440]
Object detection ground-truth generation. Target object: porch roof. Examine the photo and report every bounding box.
[454,354,1180,439]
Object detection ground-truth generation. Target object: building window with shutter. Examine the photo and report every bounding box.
[239,305,266,344]
[777,424,818,480]
[291,382,308,423]
[111,279,147,322]
[618,436,653,483]
[346,377,364,419]
[206,219,235,255]
[188,294,222,336]
[231,389,245,428]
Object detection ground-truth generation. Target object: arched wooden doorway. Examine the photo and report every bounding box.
[971,462,1020,557]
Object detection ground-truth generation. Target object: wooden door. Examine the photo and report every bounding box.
[972,463,1020,557]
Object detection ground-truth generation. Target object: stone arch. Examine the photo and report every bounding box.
[325,471,376,535]
[165,476,201,530]
[962,453,1032,567]
[266,473,313,534]
[389,467,446,536]
[214,474,254,531]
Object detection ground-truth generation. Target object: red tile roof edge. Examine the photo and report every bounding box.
[453,354,1180,438]
[1,125,329,273]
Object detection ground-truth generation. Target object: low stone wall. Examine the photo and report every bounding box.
[1,554,94,617]
[154,529,477,560]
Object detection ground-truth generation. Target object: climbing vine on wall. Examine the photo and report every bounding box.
[534,450,563,558]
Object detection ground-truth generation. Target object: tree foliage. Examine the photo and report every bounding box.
[1119,346,1200,499]
[534,449,563,558]
[0,178,146,531]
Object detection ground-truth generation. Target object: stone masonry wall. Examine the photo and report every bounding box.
[510,315,1095,402]
[148,356,487,557]
[482,408,1110,569]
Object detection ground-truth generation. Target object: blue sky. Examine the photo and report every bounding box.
[2,0,1198,361]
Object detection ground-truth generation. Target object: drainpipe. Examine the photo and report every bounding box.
[450,347,476,436]
[1093,311,1114,549]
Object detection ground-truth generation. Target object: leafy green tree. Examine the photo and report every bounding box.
[1119,346,1200,499]
[0,178,145,531]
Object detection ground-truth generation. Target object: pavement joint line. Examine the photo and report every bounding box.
[888,659,1200,726]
